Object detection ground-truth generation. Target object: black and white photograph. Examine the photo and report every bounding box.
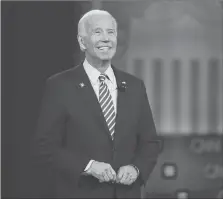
[2,0,223,198]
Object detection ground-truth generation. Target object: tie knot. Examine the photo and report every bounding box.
[99,74,107,82]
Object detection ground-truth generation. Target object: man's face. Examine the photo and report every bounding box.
[83,14,117,62]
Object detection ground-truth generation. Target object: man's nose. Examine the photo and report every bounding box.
[101,32,109,41]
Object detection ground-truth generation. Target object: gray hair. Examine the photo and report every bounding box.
[77,9,118,37]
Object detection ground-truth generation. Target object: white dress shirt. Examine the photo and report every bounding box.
[83,59,118,113]
[83,59,118,172]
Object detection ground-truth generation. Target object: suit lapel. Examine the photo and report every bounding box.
[112,66,129,142]
[72,64,113,143]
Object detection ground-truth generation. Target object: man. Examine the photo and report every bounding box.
[35,9,160,198]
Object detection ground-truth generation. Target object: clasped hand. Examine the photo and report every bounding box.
[87,161,138,185]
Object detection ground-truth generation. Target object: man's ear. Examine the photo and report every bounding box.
[77,35,86,52]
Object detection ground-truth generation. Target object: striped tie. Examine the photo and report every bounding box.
[99,74,116,140]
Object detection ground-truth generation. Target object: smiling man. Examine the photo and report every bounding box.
[35,10,160,198]
[77,10,117,71]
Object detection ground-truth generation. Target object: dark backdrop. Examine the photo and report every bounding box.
[2,1,91,197]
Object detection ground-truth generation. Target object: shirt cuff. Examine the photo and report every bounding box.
[84,160,95,172]
[130,164,140,176]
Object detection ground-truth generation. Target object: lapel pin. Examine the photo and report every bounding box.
[119,81,127,92]
[79,82,85,88]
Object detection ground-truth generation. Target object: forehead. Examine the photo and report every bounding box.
[88,14,116,30]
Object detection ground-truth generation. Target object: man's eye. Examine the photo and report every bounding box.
[94,30,101,34]
[108,31,115,34]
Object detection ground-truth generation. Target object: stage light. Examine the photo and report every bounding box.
[175,189,190,199]
[161,162,178,179]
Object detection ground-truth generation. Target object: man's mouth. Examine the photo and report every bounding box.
[97,46,111,51]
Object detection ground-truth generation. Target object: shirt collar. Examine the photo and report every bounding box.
[83,59,116,85]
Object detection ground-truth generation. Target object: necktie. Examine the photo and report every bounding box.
[99,74,116,140]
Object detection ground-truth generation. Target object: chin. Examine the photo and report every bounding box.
[100,57,112,61]
[98,53,115,61]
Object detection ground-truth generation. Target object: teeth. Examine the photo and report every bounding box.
[98,47,109,50]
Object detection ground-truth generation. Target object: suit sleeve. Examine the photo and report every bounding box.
[34,78,91,184]
[131,80,161,185]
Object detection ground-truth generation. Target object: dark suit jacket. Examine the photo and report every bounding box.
[35,63,160,198]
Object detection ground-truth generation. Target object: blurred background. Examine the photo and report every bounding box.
[2,0,222,198]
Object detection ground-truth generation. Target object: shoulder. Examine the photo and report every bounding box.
[42,64,82,93]
[113,66,145,88]
[47,64,80,83]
